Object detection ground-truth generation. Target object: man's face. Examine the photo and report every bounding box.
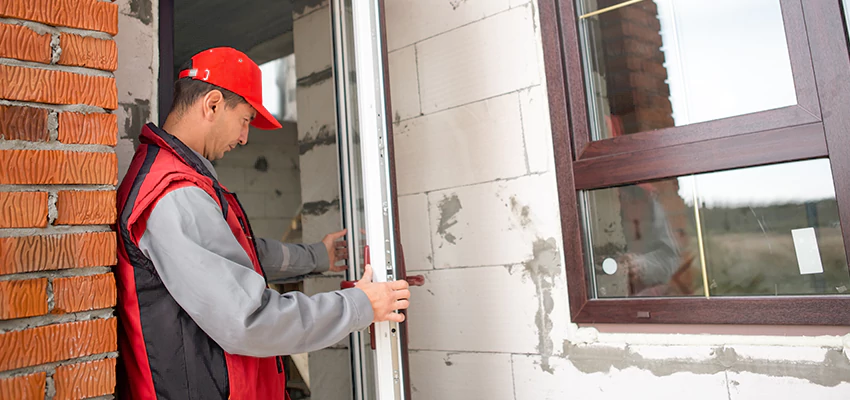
[207,101,256,161]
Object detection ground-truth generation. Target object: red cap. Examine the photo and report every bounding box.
[178,47,282,130]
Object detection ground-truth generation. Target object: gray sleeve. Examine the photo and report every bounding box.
[137,186,373,357]
[632,197,681,286]
[254,239,330,283]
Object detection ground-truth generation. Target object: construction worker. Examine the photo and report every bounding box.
[115,47,410,399]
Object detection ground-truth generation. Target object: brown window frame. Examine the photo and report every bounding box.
[539,0,850,325]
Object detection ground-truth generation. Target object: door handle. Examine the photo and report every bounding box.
[340,246,422,350]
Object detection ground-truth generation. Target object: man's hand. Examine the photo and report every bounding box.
[322,230,348,272]
[355,264,410,323]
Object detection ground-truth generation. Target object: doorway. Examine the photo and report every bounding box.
[159,1,409,399]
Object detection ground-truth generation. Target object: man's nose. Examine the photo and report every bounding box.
[239,128,249,145]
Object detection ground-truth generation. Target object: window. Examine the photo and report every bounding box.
[539,0,850,324]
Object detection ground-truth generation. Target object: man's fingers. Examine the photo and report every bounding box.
[395,299,410,310]
[390,280,409,290]
[335,241,347,248]
[393,289,411,301]
[358,264,373,284]
[328,229,347,240]
[383,312,405,323]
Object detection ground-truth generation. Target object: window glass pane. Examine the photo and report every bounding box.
[844,0,850,43]
[577,0,797,140]
[584,159,849,298]
[584,177,704,298]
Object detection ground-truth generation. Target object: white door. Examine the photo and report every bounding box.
[331,0,413,399]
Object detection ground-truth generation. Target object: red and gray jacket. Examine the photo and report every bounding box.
[116,123,372,399]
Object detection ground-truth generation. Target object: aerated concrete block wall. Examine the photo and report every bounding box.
[384,0,850,399]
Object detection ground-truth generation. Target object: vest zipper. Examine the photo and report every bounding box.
[276,355,284,374]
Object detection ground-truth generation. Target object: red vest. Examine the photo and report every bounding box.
[116,123,287,399]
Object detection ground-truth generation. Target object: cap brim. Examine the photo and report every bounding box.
[247,99,283,130]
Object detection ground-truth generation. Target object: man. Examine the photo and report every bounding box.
[116,47,410,399]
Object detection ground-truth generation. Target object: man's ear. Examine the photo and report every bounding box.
[201,90,225,121]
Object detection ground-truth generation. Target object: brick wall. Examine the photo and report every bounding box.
[0,1,119,399]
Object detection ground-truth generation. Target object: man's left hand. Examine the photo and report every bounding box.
[323,229,349,272]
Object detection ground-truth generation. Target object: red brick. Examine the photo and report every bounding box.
[52,274,116,314]
[54,358,115,400]
[0,150,117,185]
[0,23,51,64]
[55,191,116,225]
[0,65,117,109]
[0,192,49,228]
[0,0,118,35]
[0,279,48,319]
[0,318,116,371]
[0,105,49,142]
[0,372,46,400]
[0,232,117,276]
[58,34,117,71]
[58,112,117,146]
[620,20,663,47]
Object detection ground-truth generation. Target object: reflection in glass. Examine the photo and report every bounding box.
[585,178,702,297]
[577,0,797,140]
[584,159,849,298]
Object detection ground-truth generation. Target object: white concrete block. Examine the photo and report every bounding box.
[397,194,433,271]
[116,135,135,184]
[295,79,337,142]
[117,15,156,102]
[428,173,561,268]
[407,265,568,354]
[237,192,267,218]
[308,348,352,400]
[385,0,511,52]
[213,150,259,170]
[293,5,332,78]
[216,167,246,192]
[249,218,289,240]
[245,167,302,196]
[388,45,421,122]
[520,85,554,174]
[512,355,730,400]
[266,192,302,219]
[416,6,541,114]
[217,146,299,175]
[408,351,514,400]
[394,93,527,195]
[247,123,298,146]
[116,10,157,181]
[728,371,850,400]
[302,207,343,245]
[293,0,330,20]
[299,144,340,203]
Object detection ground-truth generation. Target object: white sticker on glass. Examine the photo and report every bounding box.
[791,227,824,275]
[602,258,618,275]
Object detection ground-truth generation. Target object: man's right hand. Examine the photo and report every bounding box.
[355,264,410,323]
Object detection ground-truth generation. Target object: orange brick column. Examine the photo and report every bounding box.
[0,1,120,399]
